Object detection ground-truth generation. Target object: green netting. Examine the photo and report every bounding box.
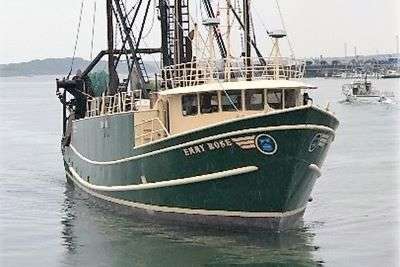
[88,71,108,97]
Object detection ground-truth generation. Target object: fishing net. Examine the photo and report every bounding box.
[88,71,108,97]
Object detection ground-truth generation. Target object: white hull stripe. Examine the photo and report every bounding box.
[240,145,256,150]
[69,166,258,192]
[70,124,335,166]
[231,136,256,142]
[233,140,255,145]
[66,171,306,218]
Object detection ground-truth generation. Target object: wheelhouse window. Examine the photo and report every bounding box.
[200,92,219,114]
[284,89,297,108]
[267,89,283,109]
[221,90,242,111]
[182,94,198,116]
[245,89,264,111]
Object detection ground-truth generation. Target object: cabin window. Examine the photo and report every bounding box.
[221,90,242,111]
[181,94,198,116]
[200,92,219,114]
[365,83,371,92]
[267,89,283,109]
[284,89,297,108]
[245,89,264,111]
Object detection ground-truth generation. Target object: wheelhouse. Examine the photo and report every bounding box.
[158,80,316,134]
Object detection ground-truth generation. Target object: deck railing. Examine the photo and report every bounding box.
[85,90,143,117]
[134,117,170,146]
[161,57,305,89]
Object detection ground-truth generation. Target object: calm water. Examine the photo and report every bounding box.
[0,76,399,267]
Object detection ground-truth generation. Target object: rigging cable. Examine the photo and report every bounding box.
[140,0,156,39]
[252,6,270,34]
[234,0,244,53]
[159,1,240,111]
[125,0,140,17]
[249,10,257,47]
[274,0,295,58]
[90,1,97,60]
[68,0,85,78]
[130,9,162,73]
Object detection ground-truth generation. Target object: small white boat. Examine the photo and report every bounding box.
[342,79,385,103]
[381,70,400,79]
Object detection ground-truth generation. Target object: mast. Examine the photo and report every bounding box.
[227,2,265,65]
[225,0,232,81]
[226,0,232,58]
[243,0,251,80]
[159,0,172,67]
[106,0,118,94]
[174,1,184,65]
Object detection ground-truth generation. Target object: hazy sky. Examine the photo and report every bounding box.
[0,0,399,64]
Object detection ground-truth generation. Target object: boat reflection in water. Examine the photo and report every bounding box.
[60,184,323,266]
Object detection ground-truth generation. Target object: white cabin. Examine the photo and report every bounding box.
[157,80,316,135]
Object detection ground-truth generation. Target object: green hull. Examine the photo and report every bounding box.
[64,106,339,229]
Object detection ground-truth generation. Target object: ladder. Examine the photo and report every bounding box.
[170,0,190,64]
[114,0,150,84]
[180,0,190,63]
[165,0,175,64]
[159,0,191,66]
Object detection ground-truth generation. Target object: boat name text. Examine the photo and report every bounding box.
[183,139,234,156]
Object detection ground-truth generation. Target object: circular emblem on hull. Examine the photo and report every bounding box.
[309,133,322,152]
[256,134,277,155]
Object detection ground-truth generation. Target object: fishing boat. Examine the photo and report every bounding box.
[342,77,383,102]
[381,70,400,79]
[56,0,339,230]
[341,76,395,103]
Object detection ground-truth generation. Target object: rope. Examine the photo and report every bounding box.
[90,1,97,60]
[68,0,85,78]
